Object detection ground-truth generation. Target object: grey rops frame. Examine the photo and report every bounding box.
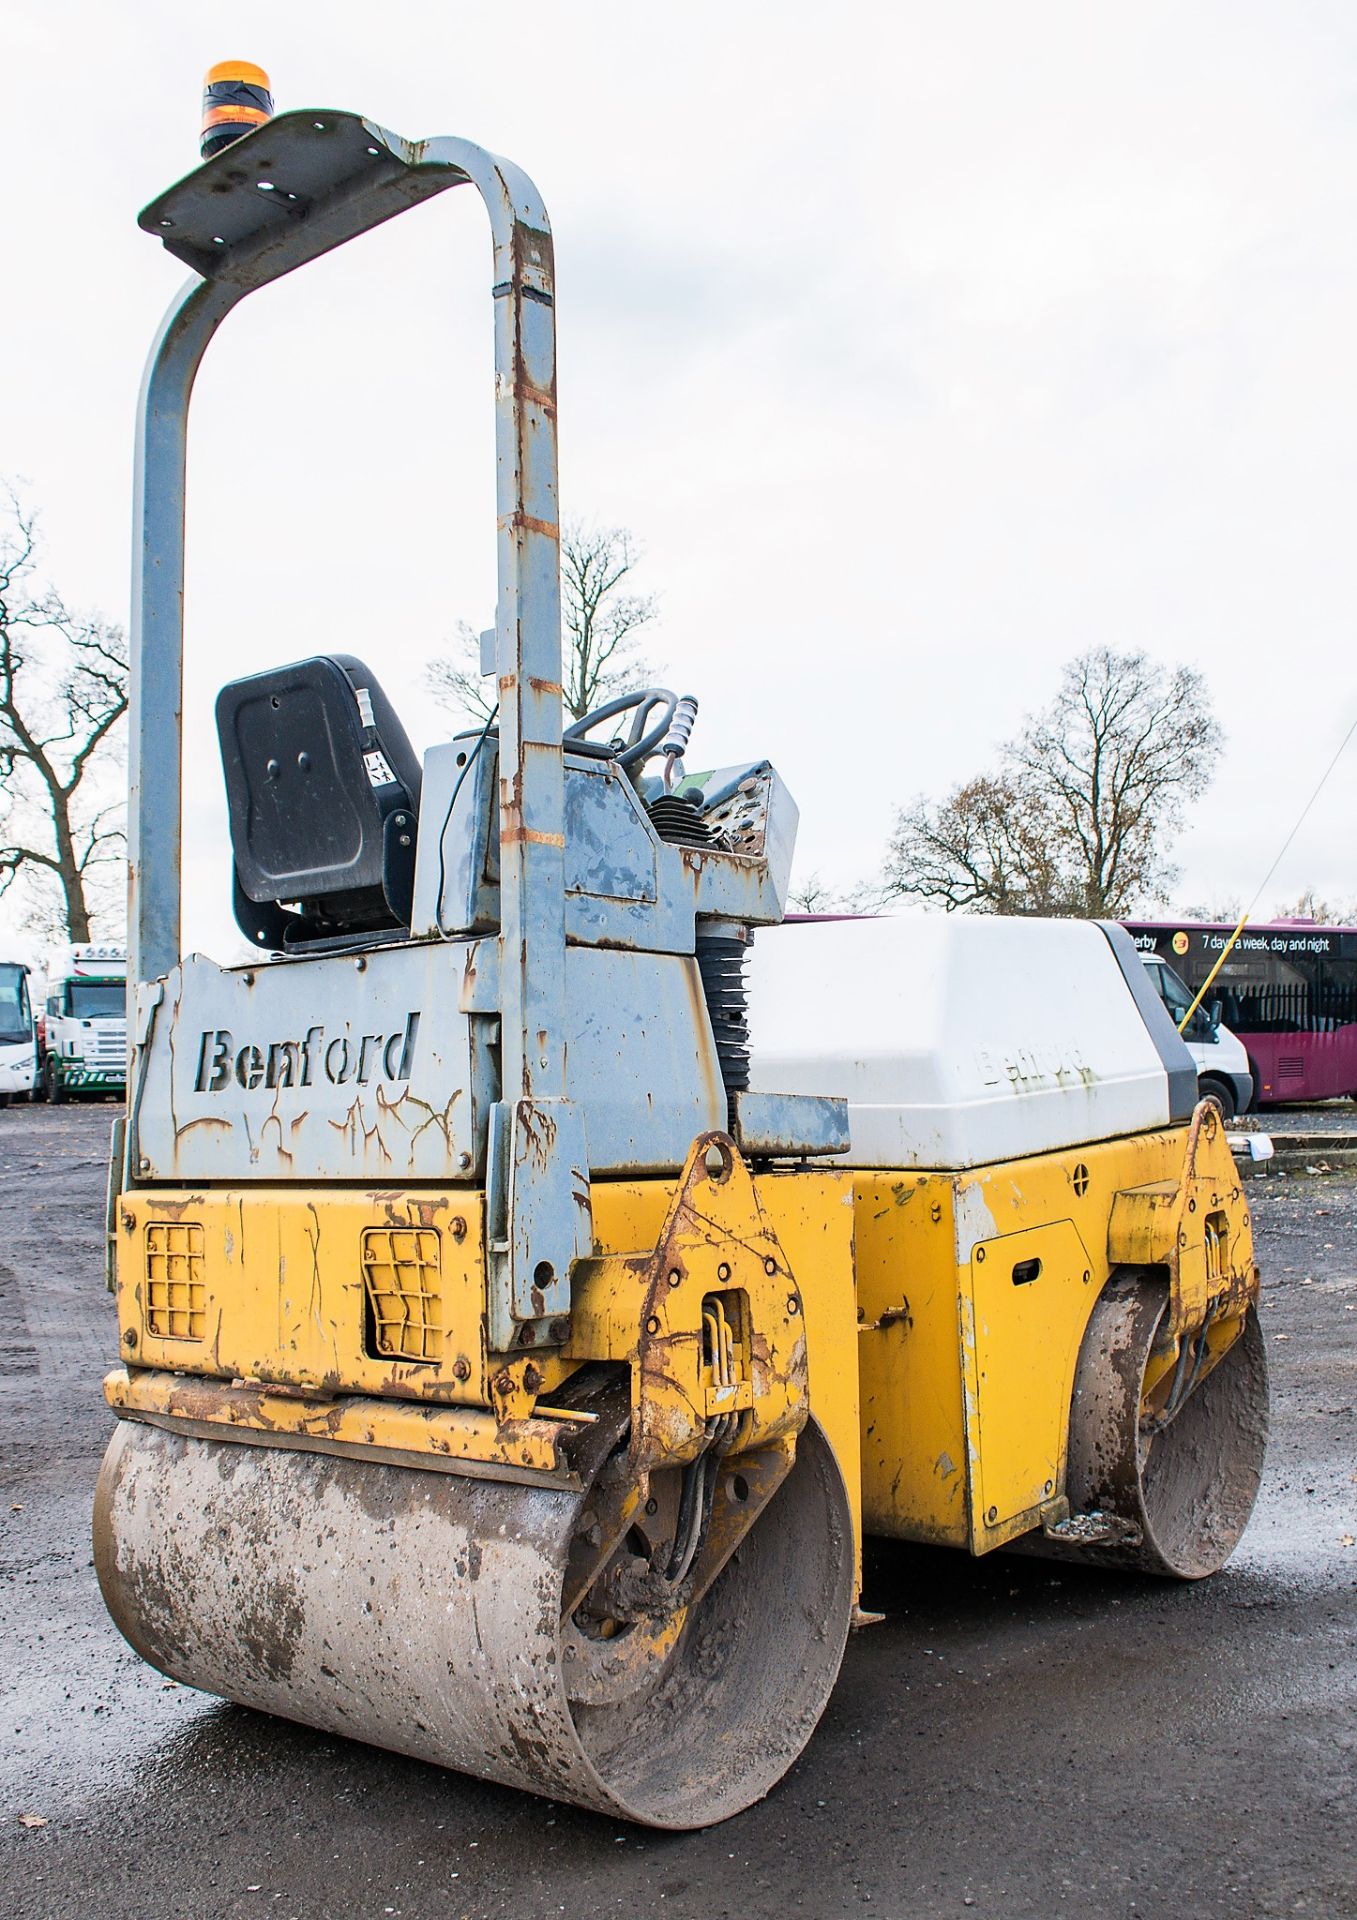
[129,108,589,1340]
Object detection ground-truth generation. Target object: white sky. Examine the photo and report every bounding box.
[3,1,1357,965]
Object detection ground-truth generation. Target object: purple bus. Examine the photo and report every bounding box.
[1123,920,1357,1106]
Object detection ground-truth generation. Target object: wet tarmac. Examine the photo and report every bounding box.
[1,1106,1353,1920]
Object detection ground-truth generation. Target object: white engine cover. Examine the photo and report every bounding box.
[746,914,1188,1171]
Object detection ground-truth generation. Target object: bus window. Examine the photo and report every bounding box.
[0,966,29,1045]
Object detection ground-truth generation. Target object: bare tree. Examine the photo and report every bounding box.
[884,649,1221,917]
[1268,887,1357,925]
[428,521,658,725]
[883,774,1066,915]
[0,494,128,941]
[1177,894,1243,923]
[786,871,848,913]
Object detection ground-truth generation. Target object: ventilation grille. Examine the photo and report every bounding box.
[362,1227,443,1362]
[144,1222,206,1340]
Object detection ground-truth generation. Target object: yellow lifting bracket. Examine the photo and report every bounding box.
[567,1131,809,1475]
[1107,1101,1259,1339]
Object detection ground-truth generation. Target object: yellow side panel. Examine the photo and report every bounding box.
[966,1217,1095,1543]
[852,1175,969,1547]
[115,1190,490,1405]
[754,1171,862,1578]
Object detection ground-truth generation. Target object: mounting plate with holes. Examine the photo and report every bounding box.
[138,110,465,285]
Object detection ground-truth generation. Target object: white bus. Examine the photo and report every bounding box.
[0,962,38,1106]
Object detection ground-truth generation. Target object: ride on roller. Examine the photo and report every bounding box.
[95,89,1270,1829]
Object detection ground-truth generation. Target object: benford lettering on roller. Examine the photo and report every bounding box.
[193,1012,420,1093]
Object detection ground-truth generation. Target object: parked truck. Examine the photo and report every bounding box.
[40,943,127,1103]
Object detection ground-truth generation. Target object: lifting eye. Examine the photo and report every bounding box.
[1012,1258,1042,1286]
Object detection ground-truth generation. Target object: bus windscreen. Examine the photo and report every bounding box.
[0,965,31,1045]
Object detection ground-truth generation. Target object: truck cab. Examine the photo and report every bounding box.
[40,943,127,1103]
[1141,951,1253,1118]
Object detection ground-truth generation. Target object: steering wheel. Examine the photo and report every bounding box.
[563,688,678,768]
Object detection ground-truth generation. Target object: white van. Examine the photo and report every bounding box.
[1140,952,1253,1118]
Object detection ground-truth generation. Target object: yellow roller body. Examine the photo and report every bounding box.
[95,1108,1268,1825]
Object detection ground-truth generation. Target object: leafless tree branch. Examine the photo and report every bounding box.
[425,519,659,727]
[882,648,1222,917]
[0,489,127,941]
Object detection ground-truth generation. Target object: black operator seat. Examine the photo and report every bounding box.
[216,654,422,952]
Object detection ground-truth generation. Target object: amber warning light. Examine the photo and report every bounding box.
[201,61,274,160]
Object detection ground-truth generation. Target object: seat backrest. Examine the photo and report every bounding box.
[216,654,422,948]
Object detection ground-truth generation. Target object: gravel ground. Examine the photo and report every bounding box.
[1248,1102,1357,1135]
[1,1106,1354,1920]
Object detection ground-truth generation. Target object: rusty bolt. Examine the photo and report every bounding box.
[717,1262,731,1282]
[550,1318,570,1343]
[786,1295,800,1315]
[764,1256,777,1276]
[121,1210,135,1233]
[523,1364,543,1393]
[645,1315,661,1336]
[450,1216,467,1242]
[491,1368,514,1397]
[986,1505,998,1523]
[518,1324,536,1346]
[668,1268,682,1288]
[975,1246,986,1263]
[452,1356,471,1382]
[123,1327,137,1347]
